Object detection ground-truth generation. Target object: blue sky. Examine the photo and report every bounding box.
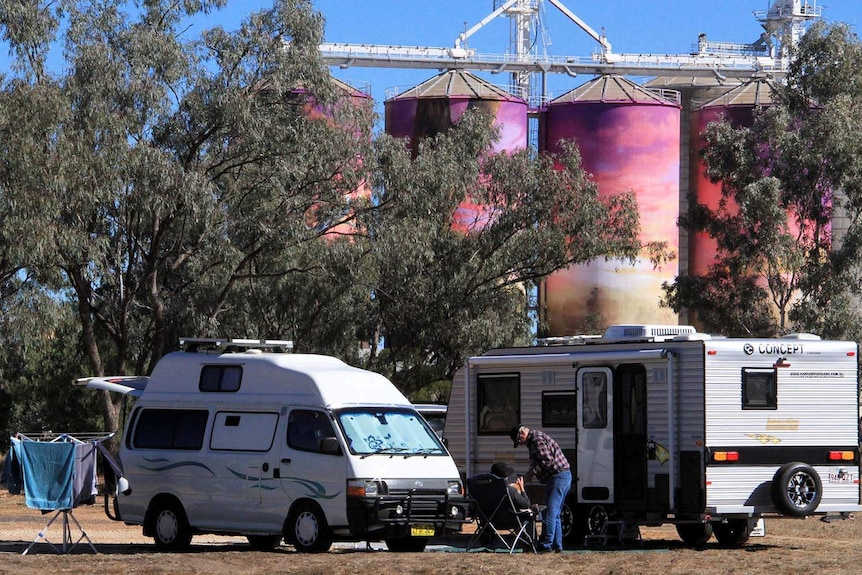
[1,1,857,110]
[197,1,860,110]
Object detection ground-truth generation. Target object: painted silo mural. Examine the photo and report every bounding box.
[385,70,528,233]
[688,79,776,276]
[540,75,681,335]
[687,78,825,330]
[299,77,374,237]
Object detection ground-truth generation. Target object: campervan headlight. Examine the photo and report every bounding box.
[447,480,463,497]
[347,479,383,497]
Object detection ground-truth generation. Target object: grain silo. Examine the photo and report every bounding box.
[688,78,777,276]
[539,75,681,335]
[298,77,374,237]
[385,70,528,233]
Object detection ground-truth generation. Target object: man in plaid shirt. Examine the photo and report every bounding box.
[511,425,571,552]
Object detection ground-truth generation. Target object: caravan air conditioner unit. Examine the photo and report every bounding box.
[602,324,697,343]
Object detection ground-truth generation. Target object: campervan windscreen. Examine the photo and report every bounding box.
[336,408,447,456]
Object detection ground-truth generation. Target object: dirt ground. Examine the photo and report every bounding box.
[2,491,862,575]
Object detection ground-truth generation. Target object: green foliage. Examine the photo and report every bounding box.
[0,1,643,428]
[0,281,100,450]
[363,111,640,388]
[668,21,862,339]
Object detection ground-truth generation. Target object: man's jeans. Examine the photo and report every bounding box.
[539,469,572,550]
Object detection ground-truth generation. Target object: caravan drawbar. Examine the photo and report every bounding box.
[446,324,862,546]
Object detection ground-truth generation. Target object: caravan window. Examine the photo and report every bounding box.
[132,409,208,450]
[582,372,608,429]
[542,391,576,427]
[477,373,520,435]
[199,365,242,392]
[211,412,278,451]
[742,368,777,409]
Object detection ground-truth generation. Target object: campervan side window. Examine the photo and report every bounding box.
[542,391,576,427]
[211,412,279,451]
[582,372,608,429]
[477,373,520,435]
[742,368,777,409]
[132,409,208,450]
[199,365,242,392]
[288,410,340,455]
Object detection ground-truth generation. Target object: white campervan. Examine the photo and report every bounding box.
[79,338,470,552]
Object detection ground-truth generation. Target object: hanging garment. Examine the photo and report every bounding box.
[73,443,98,506]
[2,446,24,495]
[12,438,76,510]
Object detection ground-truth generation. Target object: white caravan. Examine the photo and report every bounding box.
[446,325,862,546]
[79,338,470,552]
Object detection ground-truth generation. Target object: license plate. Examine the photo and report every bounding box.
[411,524,435,537]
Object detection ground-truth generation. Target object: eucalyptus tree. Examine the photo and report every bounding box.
[0,0,370,432]
[364,110,641,391]
[666,21,862,339]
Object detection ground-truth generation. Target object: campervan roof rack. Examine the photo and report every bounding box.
[179,337,294,353]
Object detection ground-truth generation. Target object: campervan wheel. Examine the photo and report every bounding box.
[151,499,193,551]
[289,501,333,553]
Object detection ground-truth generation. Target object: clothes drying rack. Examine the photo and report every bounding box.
[13,432,114,555]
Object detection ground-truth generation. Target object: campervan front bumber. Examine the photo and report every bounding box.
[79,338,470,552]
[446,325,862,546]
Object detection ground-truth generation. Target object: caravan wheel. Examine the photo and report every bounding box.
[771,462,822,517]
[586,504,610,536]
[713,519,752,547]
[675,522,713,546]
[559,503,574,540]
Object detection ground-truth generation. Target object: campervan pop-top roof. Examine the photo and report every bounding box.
[144,350,411,409]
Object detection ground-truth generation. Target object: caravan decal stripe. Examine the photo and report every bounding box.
[139,458,216,475]
[223,469,341,499]
[225,468,279,491]
[281,476,342,500]
[706,446,860,466]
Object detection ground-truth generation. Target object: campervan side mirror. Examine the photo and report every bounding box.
[117,476,132,496]
[320,436,341,455]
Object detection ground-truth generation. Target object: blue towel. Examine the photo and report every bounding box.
[12,438,76,510]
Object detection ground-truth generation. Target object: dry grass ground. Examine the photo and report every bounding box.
[1,490,862,575]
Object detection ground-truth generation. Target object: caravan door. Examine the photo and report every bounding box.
[577,368,614,503]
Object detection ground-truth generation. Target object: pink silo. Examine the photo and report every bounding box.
[688,79,777,276]
[297,77,374,238]
[385,70,528,233]
[540,75,681,335]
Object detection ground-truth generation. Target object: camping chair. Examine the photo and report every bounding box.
[466,473,537,553]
